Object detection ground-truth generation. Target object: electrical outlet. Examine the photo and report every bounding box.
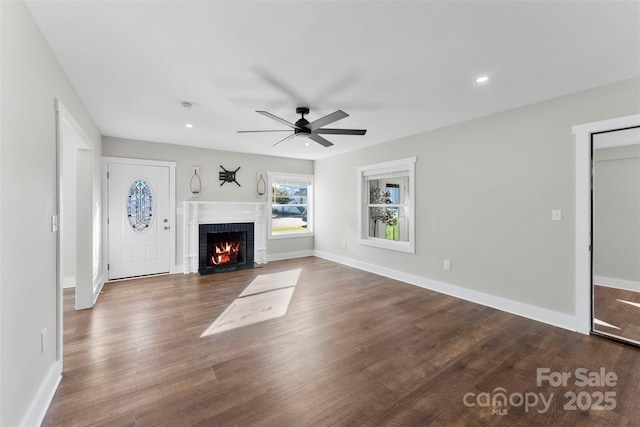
[41,328,47,353]
[444,260,451,271]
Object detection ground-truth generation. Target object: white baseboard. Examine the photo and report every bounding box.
[267,250,314,262]
[594,276,640,293]
[314,250,578,333]
[62,277,76,289]
[21,361,62,427]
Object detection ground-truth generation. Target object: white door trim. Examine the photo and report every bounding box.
[572,113,640,334]
[102,157,178,280]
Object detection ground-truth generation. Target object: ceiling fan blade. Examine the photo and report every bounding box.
[237,130,292,133]
[309,133,334,147]
[307,110,349,131]
[273,133,297,147]
[256,110,299,129]
[315,128,367,135]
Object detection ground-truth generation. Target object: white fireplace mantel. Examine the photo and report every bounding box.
[183,201,267,273]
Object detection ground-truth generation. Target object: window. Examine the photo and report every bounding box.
[267,172,313,239]
[357,157,415,252]
[127,178,154,232]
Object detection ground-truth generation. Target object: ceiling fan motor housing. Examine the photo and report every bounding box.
[294,107,311,137]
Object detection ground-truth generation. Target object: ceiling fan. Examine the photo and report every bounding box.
[238,107,367,147]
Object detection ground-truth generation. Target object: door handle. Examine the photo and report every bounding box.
[164,226,171,230]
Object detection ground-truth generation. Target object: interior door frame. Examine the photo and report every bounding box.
[56,99,95,368]
[102,157,178,280]
[572,113,640,335]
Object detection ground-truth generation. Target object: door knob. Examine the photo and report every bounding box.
[164,226,170,230]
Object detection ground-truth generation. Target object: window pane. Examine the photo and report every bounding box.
[271,214,308,234]
[272,183,307,204]
[127,178,153,232]
[368,206,408,241]
[368,180,387,204]
[272,182,308,234]
[368,177,408,205]
[386,184,400,204]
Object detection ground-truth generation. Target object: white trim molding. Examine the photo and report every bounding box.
[572,114,640,335]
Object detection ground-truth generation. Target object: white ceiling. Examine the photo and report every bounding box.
[25,0,640,160]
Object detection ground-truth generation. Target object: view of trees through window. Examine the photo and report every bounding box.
[358,157,415,253]
[367,178,406,241]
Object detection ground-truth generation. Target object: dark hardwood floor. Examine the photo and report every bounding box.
[43,257,639,426]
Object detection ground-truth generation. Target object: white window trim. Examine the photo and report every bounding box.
[267,172,314,239]
[357,157,416,253]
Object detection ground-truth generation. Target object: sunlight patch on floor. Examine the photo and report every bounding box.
[616,299,640,309]
[594,318,621,330]
[239,268,301,297]
[200,269,301,337]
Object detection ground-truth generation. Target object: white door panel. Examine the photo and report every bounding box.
[108,163,170,279]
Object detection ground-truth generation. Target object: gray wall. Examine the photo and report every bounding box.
[315,77,640,316]
[0,1,103,425]
[593,144,640,283]
[102,137,314,263]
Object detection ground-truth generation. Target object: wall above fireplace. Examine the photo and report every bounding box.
[183,201,267,273]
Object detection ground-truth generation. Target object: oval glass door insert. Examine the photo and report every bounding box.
[128,179,154,232]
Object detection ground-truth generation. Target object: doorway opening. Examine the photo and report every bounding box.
[591,126,640,346]
[56,100,97,368]
[573,113,640,344]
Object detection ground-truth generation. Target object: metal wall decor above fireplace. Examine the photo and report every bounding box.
[198,222,254,275]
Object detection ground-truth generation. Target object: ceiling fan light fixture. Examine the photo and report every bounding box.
[295,128,311,137]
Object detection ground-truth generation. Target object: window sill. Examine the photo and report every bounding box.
[269,231,314,240]
[359,237,414,253]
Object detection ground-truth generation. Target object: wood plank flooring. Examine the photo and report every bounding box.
[43,257,640,426]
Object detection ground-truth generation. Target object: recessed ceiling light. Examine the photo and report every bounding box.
[185,123,193,128]
[305,142,310,146]
[475,75,489,84]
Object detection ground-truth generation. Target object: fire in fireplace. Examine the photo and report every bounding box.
[199,223,254,275]
[209,232,243,266]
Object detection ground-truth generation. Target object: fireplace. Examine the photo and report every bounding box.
[199,223,254,275]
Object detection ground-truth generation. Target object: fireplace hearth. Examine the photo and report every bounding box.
[199,223,254,275]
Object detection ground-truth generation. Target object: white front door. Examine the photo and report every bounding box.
[108,162,171,280]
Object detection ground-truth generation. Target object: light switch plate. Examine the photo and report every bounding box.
[552,210,562,221]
